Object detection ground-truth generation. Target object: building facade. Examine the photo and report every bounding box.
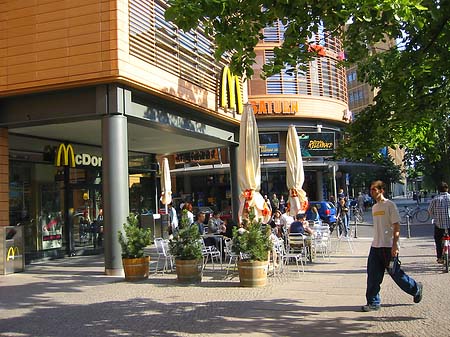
[172,22,351,210]
[0,0,242,274]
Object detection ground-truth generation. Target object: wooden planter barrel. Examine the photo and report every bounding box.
[175,259,202,283]
[122,256,150,281]
[238,260,268,287]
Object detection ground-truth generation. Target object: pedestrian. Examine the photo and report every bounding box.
[271,193,280,212]
[336,198,350,237]
[279,195,286,213]
[357,192,365,213]
[427,181,450,264]
[168,202,178,237]
[362,180,423,312]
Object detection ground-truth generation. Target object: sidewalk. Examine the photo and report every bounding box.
[0,233,447,337]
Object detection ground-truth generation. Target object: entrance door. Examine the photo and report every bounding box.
[69,184,103,251]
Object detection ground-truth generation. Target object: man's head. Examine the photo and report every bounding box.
[296,213,305,221]
[439,181,449,192]
[197,212,206,223]
[370,180,385,200]
[213,211,221,218]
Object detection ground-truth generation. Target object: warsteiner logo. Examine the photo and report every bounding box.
[220,66,243,114]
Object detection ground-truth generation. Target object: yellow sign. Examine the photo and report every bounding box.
[220,66,243,114]
[55,143,76,167]
[55,143,102,167]
[250,100,298,115]
[6,246,20,261]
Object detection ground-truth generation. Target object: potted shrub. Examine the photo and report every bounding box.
[169,209,203,283]
[118,214,152,281]
[232,210,272,287]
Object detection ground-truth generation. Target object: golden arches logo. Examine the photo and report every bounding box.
[220,66,243,114]
[6,246,20,261]
[55,143,75,167]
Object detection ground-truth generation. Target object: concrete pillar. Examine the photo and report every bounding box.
[316,170,323,200]
[229,144,240,225]
[102,115,129,276]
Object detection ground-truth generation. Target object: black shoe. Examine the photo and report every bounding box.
[414,282,423,303]
[361,304,381,312]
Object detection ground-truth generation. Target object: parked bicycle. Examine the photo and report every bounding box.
[398,205,430,223]
[350,206,364,223]
[442,229,450,273]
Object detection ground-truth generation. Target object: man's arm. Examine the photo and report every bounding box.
[392,222,400,257]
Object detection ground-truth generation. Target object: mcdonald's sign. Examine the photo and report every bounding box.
[220,66,243,114]
[55,143,76,167]
[6,246,20,261]
[55,143,102,168]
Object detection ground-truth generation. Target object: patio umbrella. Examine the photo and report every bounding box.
[238,104,271,223]
[160,157,172,213]
[286,125,308,216]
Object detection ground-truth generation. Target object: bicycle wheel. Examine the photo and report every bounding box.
[415,209,430,223]
[398,210,407,223]
[444,254,449,273]
[356,212,364,223]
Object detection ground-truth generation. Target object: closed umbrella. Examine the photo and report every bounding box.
[160,157,172,213]
[238,104,271,223]
[286,125,308,216]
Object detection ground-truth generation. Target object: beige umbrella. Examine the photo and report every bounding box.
[160,157,172,212]
[286,125,308,216]
[238,104,271,223]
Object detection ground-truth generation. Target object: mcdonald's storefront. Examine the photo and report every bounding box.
[1,83,241,274]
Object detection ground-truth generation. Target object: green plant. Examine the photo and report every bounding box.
[232,209,272,262]
[169,209,203,260]
[118,214,152,258]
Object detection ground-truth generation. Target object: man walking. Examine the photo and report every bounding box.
[428,181,450,264]
[362,180,423,312]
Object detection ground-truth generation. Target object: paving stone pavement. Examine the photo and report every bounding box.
[0,232,448,337]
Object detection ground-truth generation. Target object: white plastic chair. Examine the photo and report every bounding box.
[314,225,331,260]
[282,234,307,275]
[201,240,221,270]
[154,237,174,274]
[224,238,239,274]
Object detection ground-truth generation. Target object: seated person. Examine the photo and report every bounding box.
[208,211,225,234]
[289,213,314,236]
[192,212,206,235]
[307,206,321,223]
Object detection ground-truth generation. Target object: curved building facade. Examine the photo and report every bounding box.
[248,22,350,201]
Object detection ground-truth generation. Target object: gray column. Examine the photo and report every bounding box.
[102,114,129,276]
[229,144,240,225]
[316,170,323,200]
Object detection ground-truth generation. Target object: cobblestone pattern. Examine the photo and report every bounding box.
[0,234,447,337]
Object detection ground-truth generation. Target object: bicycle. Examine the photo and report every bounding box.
[442,229,450,273]
[350,206,364,223]
[398,205,430,223]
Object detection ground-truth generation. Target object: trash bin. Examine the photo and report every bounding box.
[1,226,25,275]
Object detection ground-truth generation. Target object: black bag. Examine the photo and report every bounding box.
[387,255,401,276]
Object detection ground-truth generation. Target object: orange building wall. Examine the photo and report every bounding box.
[0,0,119,95]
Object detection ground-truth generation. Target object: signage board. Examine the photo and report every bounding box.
[299,132,335,157]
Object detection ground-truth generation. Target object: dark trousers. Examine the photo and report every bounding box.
[366,247,419,306]
[434,226,447,259]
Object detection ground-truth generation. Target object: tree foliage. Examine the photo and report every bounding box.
[166,0,450,182]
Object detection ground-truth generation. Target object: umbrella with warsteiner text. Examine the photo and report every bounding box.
[160,157,172,213]
[237,104,271,223]
[286,125,308,216]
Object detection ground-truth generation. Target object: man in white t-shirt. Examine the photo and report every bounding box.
[362,180,423,312]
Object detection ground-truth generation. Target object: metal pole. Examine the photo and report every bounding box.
[354,212,358,238]
[406,214,411,238]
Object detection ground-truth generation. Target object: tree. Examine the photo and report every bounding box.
[165,0,450,180]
